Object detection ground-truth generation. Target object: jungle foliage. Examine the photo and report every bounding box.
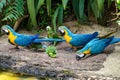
[0,0,119,31]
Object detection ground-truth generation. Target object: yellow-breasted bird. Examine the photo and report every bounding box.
[58,26,98,50]
[76,32,120,61]
[1,25,39,49]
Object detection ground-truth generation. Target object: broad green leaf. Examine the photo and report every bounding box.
[27,0,38,27]
[46,0,51,16]
[90,0,99,18]
[72,0,87,23]
[97,0,104,12]
[71,0,81,22]
[58,6,63,25]
[62,0,69,10]
[52,7,59,33]
[79,0,87,22]
[36,0,44,14]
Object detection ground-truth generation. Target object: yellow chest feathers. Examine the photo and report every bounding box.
[8,31,17,45]
[64,31,72,43]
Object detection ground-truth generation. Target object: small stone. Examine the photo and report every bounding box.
[91,76,97,79]
[106,77,113,80]
[87,77,92,80]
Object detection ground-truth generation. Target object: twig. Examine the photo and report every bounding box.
[13,15,29,31]
[107,0,119,22]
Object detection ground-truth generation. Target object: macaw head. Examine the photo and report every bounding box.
[76,48,91,61]
[46,26,52,31]
[76,51,86,61]
[1,25,15,35]
[58,26,72,36]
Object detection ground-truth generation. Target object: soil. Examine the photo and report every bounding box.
[0,21,120,79]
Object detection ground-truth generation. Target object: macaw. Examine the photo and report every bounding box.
[76,36,120,61]
[46,26,63,45]
[1,25,40,49]
[58,26,98,49]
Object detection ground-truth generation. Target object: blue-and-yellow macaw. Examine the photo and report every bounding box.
[1,25,65,49]
[76,36,120,61]
[1,25,40,49]
[58,26,98,49]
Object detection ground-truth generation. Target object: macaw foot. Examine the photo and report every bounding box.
[14,46,19,49]
[65,46,78,51]
[36,49,45,52]
[25,46,31,49]
[71,46,78,51]
[65,47,73,51]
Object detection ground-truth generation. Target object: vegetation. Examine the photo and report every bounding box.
[45,46,57,58]
[0,0,120,31]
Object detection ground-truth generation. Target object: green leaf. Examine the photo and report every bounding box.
[62,0,69,10]
[72,0,87,23]
[36,0,44,14]
[79,0,87,21]
[72,0,81,22]
[2,0,24,22]
[52,7,59,33]
[58,6,63,25]
[46,0,51,16]
[97,0,104,12]
[27,0,38,27]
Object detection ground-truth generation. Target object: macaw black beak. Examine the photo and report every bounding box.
[76,53,86,61]
[58,27,65,36]
[1,27,9,34]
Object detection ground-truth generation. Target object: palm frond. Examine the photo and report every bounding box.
[2,0,24,22]
[0,0,10,12]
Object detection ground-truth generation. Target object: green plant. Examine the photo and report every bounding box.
[0,0,24,27]
[26,0,67,32]
[71,0,105,23]
[27,0,44,27]
[2,0,24,22]
[112,0,120,25]
[52,5,63,33]
[45,46,57,58]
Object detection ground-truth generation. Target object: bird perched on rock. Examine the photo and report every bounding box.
[76,36,120,61]
[46,26,63,45]
[58,26,98,50]
[1,25,40,49]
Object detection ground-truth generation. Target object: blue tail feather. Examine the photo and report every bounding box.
[110,37,120,44]
[92,32,99,38]
[33,38,65,43]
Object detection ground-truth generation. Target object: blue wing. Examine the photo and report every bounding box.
[70,32,98,46]
[110,37,120,44]
[15,34,39,46]
[78,36,114,54]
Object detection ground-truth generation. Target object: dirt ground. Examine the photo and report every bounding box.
[0,21,120,79]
